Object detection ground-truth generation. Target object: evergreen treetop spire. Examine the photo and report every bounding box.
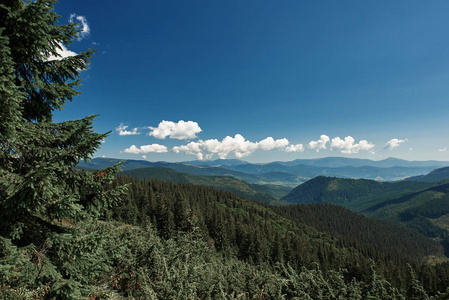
[0,0,94,122]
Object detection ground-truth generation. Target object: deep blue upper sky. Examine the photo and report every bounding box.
[52,0,449,162]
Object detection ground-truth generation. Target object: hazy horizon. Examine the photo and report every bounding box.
[91,155,449,165]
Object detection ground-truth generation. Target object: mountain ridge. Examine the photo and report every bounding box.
[80,157,449,185]
[280,176,436,211]
[405,166,449,183]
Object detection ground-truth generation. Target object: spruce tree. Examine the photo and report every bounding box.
[0,1,125,298]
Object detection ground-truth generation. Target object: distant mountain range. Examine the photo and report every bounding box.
[187,157,448,182]
[272,157,449,168]
[80,157,449,186]
[185,157,449,168]
[79,157,287,186]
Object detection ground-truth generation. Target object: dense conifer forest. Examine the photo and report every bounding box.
[3,1,449,299]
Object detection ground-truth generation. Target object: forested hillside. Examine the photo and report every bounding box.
[364,183,449,241]
[281,176,434,210]
[405,166,449,183]
[280,176,449,259]
[108,175,449,296]
[273,203,443,264]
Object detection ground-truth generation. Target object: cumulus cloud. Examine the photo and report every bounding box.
[439,147,447,152]
[285,144,304,152]
[116,123,140,136]
[384,138,407,150]
[172,134,289,160]
[331,136,375,154]
[69,14,90,40]
[308,135,330,152]
[257,137,289,150]
[149,120,202,140]
[123,144,168,154]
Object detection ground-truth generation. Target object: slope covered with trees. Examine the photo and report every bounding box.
[364,183,449,242]
[405,166,449,183]
[273,203,443,264]
[281,176,434,211]
[109,175,449,296]
[281,176,449,259]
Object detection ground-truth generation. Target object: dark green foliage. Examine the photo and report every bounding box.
[69,219,427,299]
[0,1,125,298]
[109,175,449,297]
[400,195,449,220]
[363,183,449,213]
[403,217,448,239]
[274,203,443,262]
[365,183,449,245]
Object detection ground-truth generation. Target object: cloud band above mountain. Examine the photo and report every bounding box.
[331,136,375,154]
[173,134,289,160]
[119,120,379,160]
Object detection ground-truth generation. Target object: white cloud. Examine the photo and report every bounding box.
[308,135,330,152]
[116,123,140,136]
[123,144,168,154]
[149,120,202,140]
[384,138,407,150]
[69,14,90,40]
[172,134,290,160]
[331,136,375,154]
[46,42,77,61]
[438,147,447,152]
[142,155,147,159]
[173,142,207,160]
[285,144,304,152]
[257,137,289,150]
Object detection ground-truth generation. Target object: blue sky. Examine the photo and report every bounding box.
[52,0,449,163]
